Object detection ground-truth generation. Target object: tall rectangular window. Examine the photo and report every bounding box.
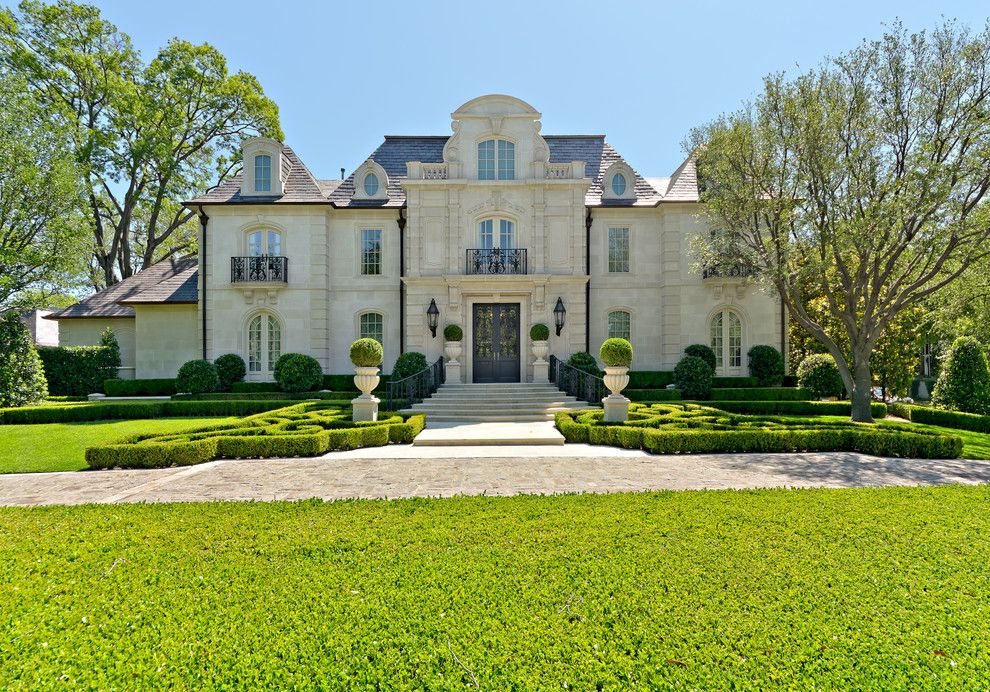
[478,140,495,180]
[497,140,515,180]
[608,227,630,273]
[254,154,271,192]
[361,229,382,275]
[608,311,631,340]
[360,312,384,346]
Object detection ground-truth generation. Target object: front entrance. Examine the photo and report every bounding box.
[472,303,521,383]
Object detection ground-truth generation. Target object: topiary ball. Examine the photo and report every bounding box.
[392,351,428,380]
[443,324,463,341]
[599,338,633,367]
[673,355,713,399]
[175,359,220,394]
[796,354,844,399]
[747,345,785,386]
[273,353,323,392]
[350,338,384,367]
[530,323,550,341]
[214,353,247,391]
[685,344,717,372]
[566,351,602,376]
[931,336,990,414]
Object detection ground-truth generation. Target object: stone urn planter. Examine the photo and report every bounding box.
[443,324,463,383]
[444,340,462,364]
[599,338,633,422]
[530,324,551,383]
[350,338,383,422]
[603,366,630,397]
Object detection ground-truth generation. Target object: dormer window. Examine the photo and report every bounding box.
[254,154,272,192]
[611,173,627,196]
[352,160,389,201]
[602,162,636,201]
[478,139,514,180]
[363,172,380,196]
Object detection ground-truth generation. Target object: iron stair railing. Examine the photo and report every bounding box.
[385,356,445,411]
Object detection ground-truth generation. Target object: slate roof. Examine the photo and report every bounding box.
[48,256,198,319]
[186,137,699,208]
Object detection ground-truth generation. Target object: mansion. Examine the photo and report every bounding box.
[51,95,785,383]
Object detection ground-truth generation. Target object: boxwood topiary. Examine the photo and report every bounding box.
[274,353,324,392]
[175,360,220,394]
[674,355,713,399]
[599,338,633,367]
[214,353,247,391]
[443,324,463,341]
[747,344,785,386]
[0,312,48,407]
[530,323,550,341]
[567,351,601,376]
[931,336,990,414]
[349,338,383,367]
[685,344,717,373]
[796,353,844,399]
[392,351,428,380]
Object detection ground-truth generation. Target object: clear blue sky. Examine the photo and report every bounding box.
[58,1,990,179]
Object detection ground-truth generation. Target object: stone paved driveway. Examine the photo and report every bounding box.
[1,446,989,506]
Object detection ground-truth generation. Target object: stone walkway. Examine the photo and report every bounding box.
[1,446,989,506]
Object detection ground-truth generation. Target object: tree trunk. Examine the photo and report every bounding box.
[850,356,874,423]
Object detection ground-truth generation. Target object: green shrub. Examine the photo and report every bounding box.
[530,324,550,341]
[176,360,220,394]
[567,352,601,376]
[748,345,785,386]
[931,336,990,414]
[214,354,247,391]
[599,338,633,367]
[86,439,219,470]
[704,387,812,401]
[231,381,281,393]
[36,333,119,396]
[685,344,717,372]
[391,352,428,380]
[350,339,383,367]
[174,391,346,401]
[909,406,990,434]
[797,354,844,399]
[713,376,760,388]
[104,378,177,397]
[274,353,324,392]
[625,389,682,402]
[706,400,887,417]
[443,324,463,341]
[627,371,675,388]
[0,400,300,425]
[0,312,47,407]
[888,402,912,421]
[674,356,713,399]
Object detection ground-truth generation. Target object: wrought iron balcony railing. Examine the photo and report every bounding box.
[231,256,288,283]
[702,263,757,280]
[466,248,527,275]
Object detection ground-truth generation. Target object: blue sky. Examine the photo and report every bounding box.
[49,0,990,179]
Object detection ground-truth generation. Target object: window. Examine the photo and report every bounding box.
[608,310,631,341]
[478,219,514,249]
[363,172,380,196]
[611,173,627,196]
[360,312,384,346]
[361,229,382,275]
[248,313,281,373]
[608,227,630,273]
[477,139,515,180]
[247,229,281,256]
[710,308,743,373]
[254,154,271,192]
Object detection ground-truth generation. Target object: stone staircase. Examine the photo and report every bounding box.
[400,382,596,424]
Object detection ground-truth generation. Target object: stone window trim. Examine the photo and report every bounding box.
[359,228,384,276]
[606,226,631,274]
[352,160,389,200]
[241,137,283,197]
[605,307,634,343]
[601,161,637,201]
[475,135,517,181]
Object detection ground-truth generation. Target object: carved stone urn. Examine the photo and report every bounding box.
[531,340,549,363]
[444,340,462,365]
[603,366,630,397]
[531,340,549,383]
[352,366,381,422]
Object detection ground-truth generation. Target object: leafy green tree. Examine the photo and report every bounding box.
[931,336,990,414]
[0,311,47,407]
[690,21,990,422]
[0,0,282,287]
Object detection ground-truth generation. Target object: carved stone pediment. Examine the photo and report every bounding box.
[466,190,527,217]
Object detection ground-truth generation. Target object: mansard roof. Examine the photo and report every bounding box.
[47,256,198,319]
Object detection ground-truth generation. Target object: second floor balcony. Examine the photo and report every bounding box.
[466,248,527,275]
[231,255,288,283]
[702,263,757,281]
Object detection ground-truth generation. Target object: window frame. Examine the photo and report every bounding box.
[246,229,282,257]
[710,307,744,375]
[247,312,282,375]
[359,311,384,347]
[607,309,631,341]
[477,138,516,180]
[360,228,383,276]
[478,217,515,250]
[254,154,272,193]
[362,172,380,196]
[607,227,630,273]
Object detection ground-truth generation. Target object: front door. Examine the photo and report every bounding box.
[472,303,520,383]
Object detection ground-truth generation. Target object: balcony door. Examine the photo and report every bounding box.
[472,303,520,383]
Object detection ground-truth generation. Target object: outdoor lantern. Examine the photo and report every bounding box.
[427,298,440,338]
[553,297,566,336]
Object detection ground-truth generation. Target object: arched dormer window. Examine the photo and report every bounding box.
[478,139,515,180]
[602,162,636,201]
[353,160,389,201]
[242,137,283,197]
[254,155,271,192]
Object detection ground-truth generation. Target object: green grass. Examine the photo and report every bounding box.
[0,417,238,473]
[1,487,990,687]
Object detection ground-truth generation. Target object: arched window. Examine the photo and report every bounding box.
[248,313,281,374]
[479,219,514,250]
[247,229,281,256]
[363,172,380,196]
[360,312,384,346]
[478,139,515,180]
[611,173,627,196]
[254,154,272,192]
[710,308,743,374]
[607,310,631,341]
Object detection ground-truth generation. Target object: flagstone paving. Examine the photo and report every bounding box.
[1,445,989,507]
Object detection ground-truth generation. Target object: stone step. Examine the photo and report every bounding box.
[418,413,563,423]
[409,401,587,411]
[421,395,585,404]
[413,422,566,446]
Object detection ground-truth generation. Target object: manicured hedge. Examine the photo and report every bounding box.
[704,400,887,418]
[37,344,119,395]
[84,403,425,469]
[701,387,813,401]
[625,389,682,402]
[174,391,348,401]
[104,378,177,397]
[555,404,960,459]
[0,400,300,425]
[902,406,990,434]
[229,375,392,393]
[713,376,761,388]
[627,371,675,389]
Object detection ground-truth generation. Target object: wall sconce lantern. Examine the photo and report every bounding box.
[553,297,566,336]
[427,298,440,338]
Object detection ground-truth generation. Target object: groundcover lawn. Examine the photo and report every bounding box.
[0,418,238,473]
[1,486,989,688]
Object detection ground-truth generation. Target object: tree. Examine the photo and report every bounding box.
[931,336,990,413]
[0,0,282,287]
[0,70,85,308]
[690,20,990,422]
[0,311,48,407]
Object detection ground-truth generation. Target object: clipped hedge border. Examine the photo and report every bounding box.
[698,387,813,401]
[0,400,300,425]
[625,389,682,402]
[900,405,990,434]
[704,400,888,418]
[174,391,349,402]
[104,378,177,397]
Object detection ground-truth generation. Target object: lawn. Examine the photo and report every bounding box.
[1,487,989,687]
[0,417,238,473]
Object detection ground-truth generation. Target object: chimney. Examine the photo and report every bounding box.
[340,167,345,180]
